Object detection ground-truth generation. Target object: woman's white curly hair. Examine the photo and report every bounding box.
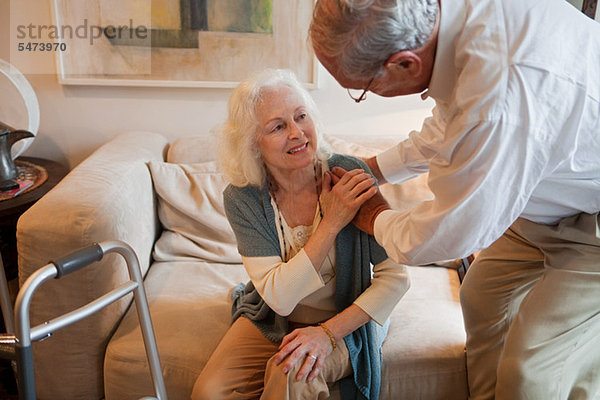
[217,69,330,187]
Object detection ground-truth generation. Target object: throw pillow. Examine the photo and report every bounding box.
[148,161,242,264]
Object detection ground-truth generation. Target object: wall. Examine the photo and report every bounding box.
[0,0,434,169]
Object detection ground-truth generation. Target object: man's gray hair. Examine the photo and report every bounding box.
[310,0,438,80]
[218,69,330,187]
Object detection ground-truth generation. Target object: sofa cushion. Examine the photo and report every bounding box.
[104,263,467,399]
[167,136,218,164]
[380,267,467,399]
[148,161,241,264]
[104,261,250,400]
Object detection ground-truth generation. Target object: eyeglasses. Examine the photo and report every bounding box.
[347,76,376,103]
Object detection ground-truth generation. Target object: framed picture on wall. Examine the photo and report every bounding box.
[50,0,318,88]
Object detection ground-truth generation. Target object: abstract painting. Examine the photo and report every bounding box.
[51,0,316,87]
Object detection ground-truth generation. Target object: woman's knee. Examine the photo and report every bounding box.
[265,354,287,379]
[264,355,330,399]
[264,353,303,387]
[191,373,222,400]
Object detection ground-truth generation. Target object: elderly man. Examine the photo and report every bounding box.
[310,0,600,399]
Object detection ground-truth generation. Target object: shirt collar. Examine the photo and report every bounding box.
[425,0,467,105]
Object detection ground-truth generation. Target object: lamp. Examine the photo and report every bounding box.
[0,59,39,191]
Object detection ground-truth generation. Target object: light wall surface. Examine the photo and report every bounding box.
[0,0,434,169]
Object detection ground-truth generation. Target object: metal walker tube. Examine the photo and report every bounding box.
[12,241,167,400]
[100,241,167,400]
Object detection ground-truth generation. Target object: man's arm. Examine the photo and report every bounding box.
[334,110,554,266]
[367,106,449,186]
[363,156,386,184]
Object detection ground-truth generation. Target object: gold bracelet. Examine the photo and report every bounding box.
[318,323,337,351]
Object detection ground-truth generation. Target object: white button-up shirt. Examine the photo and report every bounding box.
[374,0,600,265]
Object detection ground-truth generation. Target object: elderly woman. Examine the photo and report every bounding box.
[191,69,409,400]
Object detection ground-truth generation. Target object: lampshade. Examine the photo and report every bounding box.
[0,59,39,158]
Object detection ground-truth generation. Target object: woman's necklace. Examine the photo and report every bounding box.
[267,162,323,261]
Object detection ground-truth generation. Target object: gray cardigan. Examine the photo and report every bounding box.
[223,154,388,400]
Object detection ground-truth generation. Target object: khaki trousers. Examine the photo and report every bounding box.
[191,317,352,400]
[460,213,600,400]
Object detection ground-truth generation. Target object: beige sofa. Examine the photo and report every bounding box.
[17,131,468,399]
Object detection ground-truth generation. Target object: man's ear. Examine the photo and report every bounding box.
[384,51,422,78]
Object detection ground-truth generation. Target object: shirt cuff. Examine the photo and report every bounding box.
[376,146,418,184]
[374,210,395,246]
[353,259,410,325]
[373,209,410,265]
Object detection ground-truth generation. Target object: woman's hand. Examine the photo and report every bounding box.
[320,168,377,232]
[273,325,335,382]
[303,169,376,271]
[330,167,391,235]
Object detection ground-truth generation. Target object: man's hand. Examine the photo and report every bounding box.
[331,167,391,235]
[363,156,387,185]
[353,190,391,235]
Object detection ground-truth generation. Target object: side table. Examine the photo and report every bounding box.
[0,157,69,282]
[0,157,68,396]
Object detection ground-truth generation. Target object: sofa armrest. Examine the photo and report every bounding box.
[16,131,169,400]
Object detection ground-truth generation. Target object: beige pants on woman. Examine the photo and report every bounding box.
[461,213,600,400]
[191,317,352,400]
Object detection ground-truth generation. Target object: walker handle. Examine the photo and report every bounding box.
[51,244,104,278]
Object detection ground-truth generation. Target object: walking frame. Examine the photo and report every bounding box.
[0,240,168,400]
